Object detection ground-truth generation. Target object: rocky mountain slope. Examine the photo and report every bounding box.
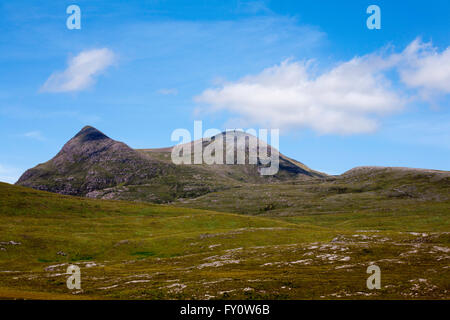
[16,126,325,202]
[17,126,169,196]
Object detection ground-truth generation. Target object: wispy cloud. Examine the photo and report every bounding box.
[395,38,450,98]
[0,164,23,184]
[40,48,115,93]
[157,88,178,95]
[196,38,450,135]
[236,0,272,14]
[21,130,46,141]
[0,106,101,124]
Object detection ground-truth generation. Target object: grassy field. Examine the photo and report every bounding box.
[0,181,448,299]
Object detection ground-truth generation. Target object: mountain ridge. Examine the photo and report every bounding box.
[16,125,325,202]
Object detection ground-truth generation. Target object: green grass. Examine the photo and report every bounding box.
[0,182,448,300]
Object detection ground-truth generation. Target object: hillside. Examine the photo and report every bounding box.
[175,165,450,216]
[0,182,448,299]
[16,126,326,203]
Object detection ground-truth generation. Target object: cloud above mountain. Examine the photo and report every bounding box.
[396,39,450,96]
[40,48,115,93]
[196,38,450,134]
[21,131,45,141]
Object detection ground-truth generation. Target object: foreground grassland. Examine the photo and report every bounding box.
[0,181,449,299]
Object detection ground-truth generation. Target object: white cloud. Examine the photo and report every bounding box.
[195,38,450,135]
[41,48,115,93]
[196,57,404,134]
[397,39,450,96]
[0,164,23,184]
[157,88,178,95]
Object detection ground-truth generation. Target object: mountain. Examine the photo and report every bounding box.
[16,126,325,202]
[138,129,325,179]
[16,126,170,196]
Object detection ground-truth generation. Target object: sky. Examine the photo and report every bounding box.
[0,0,449,182]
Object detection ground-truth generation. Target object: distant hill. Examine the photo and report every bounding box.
[175,164,450,215]
[16,126,325,202]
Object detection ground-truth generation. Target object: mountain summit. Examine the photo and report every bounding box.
[73,125,109,142]
[16,126,326,202]
[54,125,132,163]
[16,126,165,196]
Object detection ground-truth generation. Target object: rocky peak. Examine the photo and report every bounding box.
[16,125,164,195]
[73,125,110,143]
[56,126,127,162]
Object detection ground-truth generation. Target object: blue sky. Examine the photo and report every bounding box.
[1,0,449,182]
